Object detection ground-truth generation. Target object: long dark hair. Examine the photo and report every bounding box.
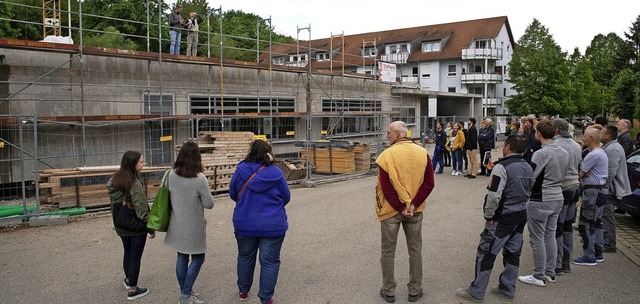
[111,151,142,192]
[244,140,274,165]
[174,141,203,178]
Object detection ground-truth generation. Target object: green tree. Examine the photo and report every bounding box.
[611,68,640,119]
[568,48,603,117]
[3,0,42,40]
[506,19,572,116]
[83,26,138,50]
[584,33,625,116]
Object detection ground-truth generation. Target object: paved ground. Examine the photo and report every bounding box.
[1,167,640,303]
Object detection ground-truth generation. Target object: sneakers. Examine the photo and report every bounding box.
[517,275,546,287]
[545,275,556,283]
[123,278,131,289]
[408,290,423,302]
[262,299,273,304]
[572,256,597,266]
[180,295,204,304]
[239,292,248,301]
[455,288,482,303]
[596,255,604,263]
[451,171,457,175]
[379,289,396,303]
[127,287,149,300]
[490,287,514,301]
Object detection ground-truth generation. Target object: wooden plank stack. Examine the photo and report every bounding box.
[300,147,356,174]
[192,131,254,192]
[354,143,371,171]
[38,166,171,209]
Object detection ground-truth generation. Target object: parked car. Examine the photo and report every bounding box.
[614,149,640,218]
[571,116,594,129]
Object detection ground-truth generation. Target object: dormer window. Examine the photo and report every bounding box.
[475,39,491,49]
[316,53,331,61]
[421,41,441,52]
[363,47,376,57]
[272,57,285,65]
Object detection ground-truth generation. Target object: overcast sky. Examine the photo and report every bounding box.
[171,0,638,53]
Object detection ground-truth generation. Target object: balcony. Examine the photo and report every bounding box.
[461,48,503,60]
[400,75,419,87]
[482,97,503,106]
[283,60,308,68]
[381,52,410,64]
[461,73,502,84]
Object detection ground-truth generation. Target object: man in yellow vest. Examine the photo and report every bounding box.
[376,121,435,303]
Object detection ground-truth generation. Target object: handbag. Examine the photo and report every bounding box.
[112,193,147,232]
[147,169,172,232]
[238,165,266,199]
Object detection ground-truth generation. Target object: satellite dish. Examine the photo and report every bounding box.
[461,88,468,94]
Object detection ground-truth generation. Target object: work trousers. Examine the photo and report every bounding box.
[380,212,423,296]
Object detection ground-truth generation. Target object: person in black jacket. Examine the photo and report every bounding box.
[479,118,496,176]
[616,119,634,156]
[464,118,478,178]
[432,122,447,174]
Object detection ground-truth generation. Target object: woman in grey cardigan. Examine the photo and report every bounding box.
[164,141,215,304]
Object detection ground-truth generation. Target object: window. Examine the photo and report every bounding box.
[316,53,330,61]
[401,44,408,53]
[412,67,418,77]
[190,96,295,140]
[422,41,441,52]
[321,98,381,135]
[390,45,398,54]
[448,65,456,77]
[421,73,430,78]
[272,57,285,65]
[391,107,416,124]
[475,40,489,49]
[363,47,376,57]
[448,87,456,93]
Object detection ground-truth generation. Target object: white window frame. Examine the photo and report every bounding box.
[448,65,457,77]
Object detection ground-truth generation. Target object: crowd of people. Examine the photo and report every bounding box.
[108,139,290,304]
[453,116,635,302]
[107,115,636,303]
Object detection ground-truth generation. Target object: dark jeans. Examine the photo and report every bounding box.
[462,148,469,170]
[236,234,286,303]
[452,149,463,171]
[120,234,147,287]
[176,252,206,298]
[443,148,451,165]
[432,145,445,173]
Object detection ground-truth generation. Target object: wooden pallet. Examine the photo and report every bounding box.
[300,147,356,174]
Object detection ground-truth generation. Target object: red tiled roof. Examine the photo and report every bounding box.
[261,16,514,70]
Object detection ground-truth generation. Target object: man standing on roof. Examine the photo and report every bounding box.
[376,121,435,303]
[169,5,184,55]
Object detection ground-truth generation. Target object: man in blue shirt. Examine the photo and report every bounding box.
[573,127,609,266]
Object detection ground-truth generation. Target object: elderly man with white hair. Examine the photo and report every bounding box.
[616,119,633,156]
[478,118,496,176]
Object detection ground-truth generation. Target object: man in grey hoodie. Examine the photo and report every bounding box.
[552,119,582,275]
[600,125,631,253]
[518,120,568,286]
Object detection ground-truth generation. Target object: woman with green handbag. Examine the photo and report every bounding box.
[163,141,215,304]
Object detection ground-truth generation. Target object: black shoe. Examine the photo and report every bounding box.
[603,247,617,253]
[127,287,149,300]
[436,171,443,174]
[379,289,395,303]
[408,291,424,302]
[555,268,564,276]
[464,174,472,177]
[467,175,476,179]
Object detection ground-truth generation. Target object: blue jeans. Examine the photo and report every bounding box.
[432,145,445,173]
[170,30,181,55]
[120,234,147,287]
[236,234,286,303]
[176,252,205,298]
[452,149,463,171]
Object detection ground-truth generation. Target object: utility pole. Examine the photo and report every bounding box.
[297,24,312,184]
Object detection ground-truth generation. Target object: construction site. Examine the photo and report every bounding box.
[0,1,500,223]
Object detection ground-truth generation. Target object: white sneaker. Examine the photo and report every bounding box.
[518,274,546,287]
[455,171,462,176]
[451,171,457,175]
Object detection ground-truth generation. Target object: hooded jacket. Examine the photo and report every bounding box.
[230,161,291,237]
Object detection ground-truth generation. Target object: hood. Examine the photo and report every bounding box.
[237,161,284,194]
[107,178,127,202]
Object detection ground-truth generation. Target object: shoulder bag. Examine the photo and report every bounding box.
[238,165,266,199]
[147,169,172,232]
[112,191,147,232]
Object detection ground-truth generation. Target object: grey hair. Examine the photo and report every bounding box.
[389,121,408,137]
[620,119,631,129]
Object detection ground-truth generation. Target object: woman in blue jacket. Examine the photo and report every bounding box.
[230,139,291,304]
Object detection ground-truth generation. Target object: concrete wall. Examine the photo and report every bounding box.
[0,48,397,182]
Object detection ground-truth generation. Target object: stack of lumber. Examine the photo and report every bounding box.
[189,131,254,192]
[300,147,356,174]
[353,143,371,171]
[38,166,171,209]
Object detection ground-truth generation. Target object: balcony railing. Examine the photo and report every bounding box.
[461,73,502,84]
[283,60,308,67]
[461,48,503,60]
[381,52,410,64]
[482,97,503,106]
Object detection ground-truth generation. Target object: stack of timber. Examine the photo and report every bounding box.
[39,166,171,209]
[189,131,254,192]
[300,147,356,174]
[353,143,371,171]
